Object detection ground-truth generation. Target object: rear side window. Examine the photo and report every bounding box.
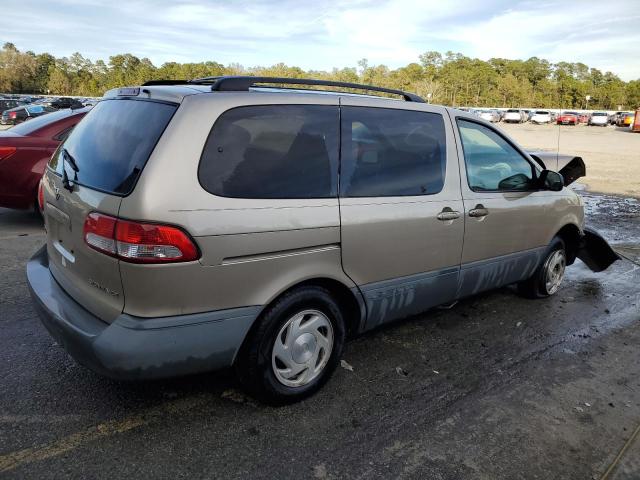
[49,99,176,195]
[340,107,446,197]
[199,105,339,198]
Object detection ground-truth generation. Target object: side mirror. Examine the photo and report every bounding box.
[538,169,564,191]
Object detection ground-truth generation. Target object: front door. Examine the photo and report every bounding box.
[452,116,553,298]
[339,99,464,330]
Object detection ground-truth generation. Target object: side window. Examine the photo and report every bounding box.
[340,107,446,197]
[199,105,339,199]
[457,119,535,191]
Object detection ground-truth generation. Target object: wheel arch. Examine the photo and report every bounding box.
[235,277,366,365]
[554,223,581,265]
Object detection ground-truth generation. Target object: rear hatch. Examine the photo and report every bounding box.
[43,97,177,323]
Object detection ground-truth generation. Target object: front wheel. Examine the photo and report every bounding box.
[518,237,566,298]
[235,286,345,405]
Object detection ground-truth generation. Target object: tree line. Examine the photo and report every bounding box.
[1,42,638,110]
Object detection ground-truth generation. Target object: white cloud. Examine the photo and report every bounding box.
[2,0,639,79]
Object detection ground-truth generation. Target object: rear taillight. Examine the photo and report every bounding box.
[83,213,199,263]
[37,179,45,212]
[84,212,117,255]
[8,112,16,119]
[0,146,16,160]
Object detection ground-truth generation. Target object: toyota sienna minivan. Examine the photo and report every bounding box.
[27,77,619,404]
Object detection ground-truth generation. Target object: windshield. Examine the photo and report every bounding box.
[48,99,177,195]
[535,111,549,115]
[592,112,607,116]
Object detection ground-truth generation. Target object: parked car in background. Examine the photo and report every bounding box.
[577,113,589,124]
[0,104,56,125]
[0,107,89,211]
[557,111,578,125]
[610,112,625,125]
[51,97,85,109]
[27,77,619,404]
[588,112,609,126]
[478,110,500,122]
[503,109,526,123]
[617,112,635,127]
[530,110,552,124]
[0,99,23,114]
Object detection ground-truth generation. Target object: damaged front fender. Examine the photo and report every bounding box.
[577,227,620,272]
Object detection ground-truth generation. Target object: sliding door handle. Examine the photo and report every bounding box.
[437,208,461,221]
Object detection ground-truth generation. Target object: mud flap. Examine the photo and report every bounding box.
[559,157,586,186]
[576,227,620,272]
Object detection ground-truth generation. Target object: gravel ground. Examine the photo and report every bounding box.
[0,189,639,479]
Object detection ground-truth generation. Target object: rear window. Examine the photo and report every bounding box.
[592,112,607,116]
[49,99,176,195]
[340,107,446,197]
[506,109,519,113]
[535,111,549,115]
[199,105,339,199]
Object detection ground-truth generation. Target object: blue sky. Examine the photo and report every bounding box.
[3,0,640,80]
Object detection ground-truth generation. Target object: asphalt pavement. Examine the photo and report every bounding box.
[0,192,639,479]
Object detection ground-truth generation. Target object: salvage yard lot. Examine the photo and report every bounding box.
[499,123,640,198]
[0,170,640,475]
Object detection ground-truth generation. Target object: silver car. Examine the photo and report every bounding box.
[27,77,619,404]
[478,110,500,123]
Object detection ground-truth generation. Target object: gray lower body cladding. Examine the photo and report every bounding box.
[27,246,260,380]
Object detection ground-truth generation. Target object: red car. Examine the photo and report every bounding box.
[557,111,578,125]
[0,107,89,211]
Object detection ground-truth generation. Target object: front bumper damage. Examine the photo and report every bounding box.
[577,227,621,272]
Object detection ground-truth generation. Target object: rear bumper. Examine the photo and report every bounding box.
[27,245,261,380]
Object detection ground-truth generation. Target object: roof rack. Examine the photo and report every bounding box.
[143,76,425,102]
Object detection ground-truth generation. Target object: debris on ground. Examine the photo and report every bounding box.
[340,360,354,372]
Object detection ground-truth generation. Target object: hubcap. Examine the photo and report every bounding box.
[271,309,334,387]
[544,249,566,295]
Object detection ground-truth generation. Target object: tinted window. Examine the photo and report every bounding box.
[457,119,535,191]
[199,105,338,198]
[340,107,446,197]
[49,99,176,195]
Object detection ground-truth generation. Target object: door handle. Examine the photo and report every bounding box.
[468,205,489,218]
[437,208,461,221]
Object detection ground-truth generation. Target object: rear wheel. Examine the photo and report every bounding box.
[518,237,566,299]
[235,286,345,405]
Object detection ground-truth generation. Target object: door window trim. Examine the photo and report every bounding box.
[455,117,540,193]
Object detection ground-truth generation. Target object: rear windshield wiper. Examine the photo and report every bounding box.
[61,147,79,192]
[62,147,79,172]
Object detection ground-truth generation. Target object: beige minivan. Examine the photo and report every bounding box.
[27,77,619,404]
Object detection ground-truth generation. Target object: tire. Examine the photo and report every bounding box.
[517,237,566,299]
[235,286,346,405]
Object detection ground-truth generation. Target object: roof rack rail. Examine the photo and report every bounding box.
[141,80,191,86]
[205,76,425,102]
[143,76,425,102]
